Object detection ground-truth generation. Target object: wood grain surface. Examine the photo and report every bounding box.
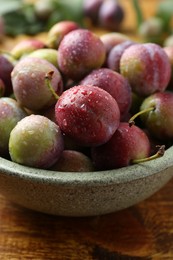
[1,178,173,259]
[1,0,173,259]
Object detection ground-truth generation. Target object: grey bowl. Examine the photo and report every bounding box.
[0,146,173,217]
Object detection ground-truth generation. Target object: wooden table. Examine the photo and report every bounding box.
[1,179,173,259]
[1,0,173,259]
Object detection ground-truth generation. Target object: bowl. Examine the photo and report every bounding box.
[0,146,173,217]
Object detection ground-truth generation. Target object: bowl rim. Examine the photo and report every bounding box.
[0,146,173,186]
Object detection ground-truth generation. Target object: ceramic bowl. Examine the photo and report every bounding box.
[0,146,173,217]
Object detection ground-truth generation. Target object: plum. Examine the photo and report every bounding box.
[47,20,80,49]
[11,57,63,111]
[58,29,106,80]
[11,39,45,59]
[107,40,136,72]
[41,106,88,155]
[51,150,94,172]
[9,114,64,169]
[138,17,164,44]
[120,43,171,96]
[0,97,27,157]
[164,35,173,47]
[100,32,129,55]
[91,122,151,170]
[163,46,173,86]
[28,48,59,68]
[80,68,132,120]
[0,79,5,97]
[98,0,124,31]
[0,55,14,96]
[34,0,54,20]
[63,134,90,154]
[55,85,120,146]
[41,105,56,122]
[83,0,104,25]
[139,92,173,140]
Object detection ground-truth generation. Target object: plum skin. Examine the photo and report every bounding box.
[0,97,27,156]
[9,115,64,169]
[0,55,14,96]
[120,43,171,97]
[140,92,173,140]
[11,57,63,111]
[80,68,132,120]
[28,48,59,68]
[55,85,120,146]
[58,29,106,80]
[164,46,173,86]
[0,79,5,97]
[107,40,136,72]
[11,39,45,59]
[51,150,94,172]
[83,0,104,25]
[100,32,129,55]
[98,0,124,31]
[47,20,80,49]
[91,122,151,170]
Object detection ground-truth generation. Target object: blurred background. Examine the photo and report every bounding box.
[0,0,173,48]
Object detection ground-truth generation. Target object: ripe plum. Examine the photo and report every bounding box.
[55,85,120,146]
[83,0,103,25]
[58,29,106,80]
[11,39,45,60]
[91,122,151,170]
[107,40,135,72]
[11,57,63,111]
[0,55,14,96]
[164,46,173,86]
[80,68,132,120]
[0,79,5,97]
[120,43,171,96]
[100,32,129,55]
[51,150,94,172]
[47,20,80,49]
[98,0,124,31]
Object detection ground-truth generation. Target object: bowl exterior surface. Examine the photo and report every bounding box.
[0,147,173,216]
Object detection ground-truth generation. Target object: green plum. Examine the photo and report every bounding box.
[9,114,64,169]
[0,97,27,156]
[140,92,173,140]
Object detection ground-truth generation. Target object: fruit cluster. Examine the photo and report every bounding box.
[0,20,173,172]
[83,0,125,31]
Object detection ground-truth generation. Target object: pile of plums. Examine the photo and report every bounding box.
[83,0,125,31]
[0,20,173,172]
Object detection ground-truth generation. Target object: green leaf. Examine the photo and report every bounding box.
[3,7,45,36]
[49,0,84,26]
[1,0,85,36]
[156,0,173,33]
[156,0,173,17]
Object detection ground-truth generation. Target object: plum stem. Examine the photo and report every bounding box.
[132,0,144,29]
[132,145,165,164]
[129,106,155,126]
[45,71,59,100]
